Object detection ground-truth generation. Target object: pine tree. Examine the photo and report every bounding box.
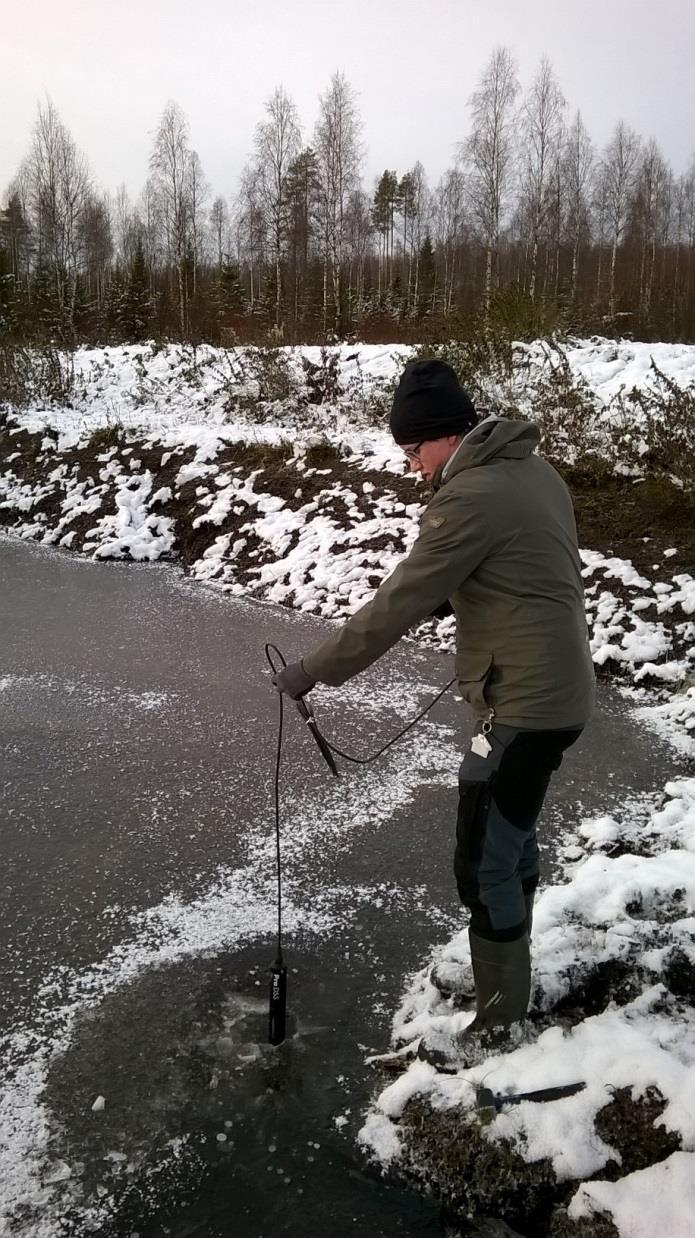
[372,171,400,298]
[285,147,321,327]
[399,171,417,309]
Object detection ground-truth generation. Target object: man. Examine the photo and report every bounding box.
[273,358,595,1067]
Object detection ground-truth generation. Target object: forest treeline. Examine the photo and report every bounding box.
[2,47,695,347]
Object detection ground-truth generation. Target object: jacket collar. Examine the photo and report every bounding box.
[431,415,500,491]
[431,415,540,491]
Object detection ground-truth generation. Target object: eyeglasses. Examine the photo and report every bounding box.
[403,441,425,462]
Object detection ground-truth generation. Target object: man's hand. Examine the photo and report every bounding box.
[272,660,316,700]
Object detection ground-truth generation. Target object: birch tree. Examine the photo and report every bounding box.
[314,71,362,334]
[462,47,519,312]
[79,194,113,311]
[149,100,191,335]
[407,161,429,310]
[112,184,141,268]
[433,167,466,314]
[674,160,695,329]
[186,149,208,298]
[254,86,301,330]
[562,111,594,300]
[518,57,566,299]
[209,196,230,273]
[344,188,371,313]
[633,139,671,318]
[25,99,91,334]
[234,164,266,308]
[139,176,163,292]
[600,121,641,316]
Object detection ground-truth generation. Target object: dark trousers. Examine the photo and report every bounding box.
[454,722,582,942]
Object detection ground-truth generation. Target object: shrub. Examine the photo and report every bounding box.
[603,363,695,493]
[344,352,400,427]
[527,341,601,464]
[84,425,125,453]
[0,342,75,406]
[240,343,295,405]
[301,347,342,406]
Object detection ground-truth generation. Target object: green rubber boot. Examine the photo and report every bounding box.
[466,929,531,1032]
[418,929,531,1071]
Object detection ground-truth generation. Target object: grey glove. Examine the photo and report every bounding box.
[272,659,316,700]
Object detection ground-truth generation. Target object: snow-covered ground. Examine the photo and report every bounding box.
[4,336,693,463]
[1,337,694,1236]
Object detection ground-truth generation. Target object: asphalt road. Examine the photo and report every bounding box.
[0,534,681,1237]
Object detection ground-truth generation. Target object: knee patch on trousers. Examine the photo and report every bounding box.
[491,729,582,831]
[454,779,492,907]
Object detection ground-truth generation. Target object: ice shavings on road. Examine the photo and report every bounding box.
[0,671,173,714]
[0,669,460,1237]
[1,872,321,1237]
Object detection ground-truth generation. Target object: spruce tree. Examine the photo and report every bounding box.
[0,245,17,336]
[119,238,152,341]
[219,259,245,311]
[417,233,436,313]
[30,264,62,342]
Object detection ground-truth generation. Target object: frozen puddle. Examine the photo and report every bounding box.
[1,882,447,1237]
[37,952,307,1223]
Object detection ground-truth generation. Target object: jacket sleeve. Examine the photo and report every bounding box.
[302,489,491,686]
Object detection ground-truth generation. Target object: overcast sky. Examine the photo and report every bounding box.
[3,0,694,207]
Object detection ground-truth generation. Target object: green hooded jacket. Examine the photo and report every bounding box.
[303,417,595,730]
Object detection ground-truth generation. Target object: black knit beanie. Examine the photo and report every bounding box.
[389,359,477,444]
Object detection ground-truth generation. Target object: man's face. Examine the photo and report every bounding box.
[401,435,461,484]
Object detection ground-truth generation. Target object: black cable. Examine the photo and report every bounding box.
[264,641,455,1046]
[265,644,289,1045]
[265,643,287,961]
[320,675,456,765]
[272,683,284,956]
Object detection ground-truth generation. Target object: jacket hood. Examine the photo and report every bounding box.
[433,417,541,489]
